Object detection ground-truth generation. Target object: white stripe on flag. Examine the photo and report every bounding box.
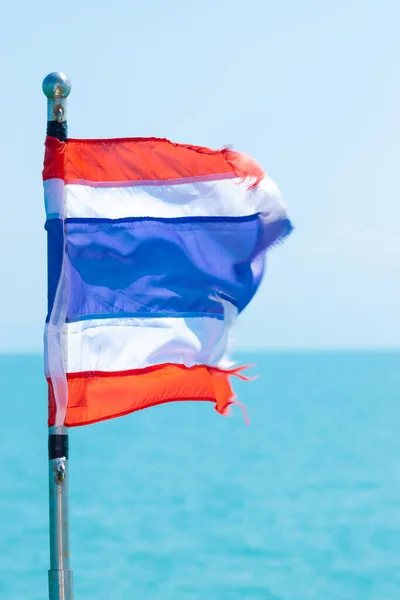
[62,314,237,374]
[56,176,287,220]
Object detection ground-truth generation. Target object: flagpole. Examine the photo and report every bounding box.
[43,72,73,600]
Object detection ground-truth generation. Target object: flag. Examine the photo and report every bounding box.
[43,136,292,427]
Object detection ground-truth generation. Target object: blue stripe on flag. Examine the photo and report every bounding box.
[45,218,64,318]
[46,215,291,321]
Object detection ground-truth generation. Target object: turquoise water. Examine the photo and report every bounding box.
[1,351,400,599]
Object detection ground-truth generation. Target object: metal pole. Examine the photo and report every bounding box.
[43,72,73,600]
[48,427,73,600]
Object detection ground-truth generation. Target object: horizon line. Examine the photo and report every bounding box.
[0,347,399,357]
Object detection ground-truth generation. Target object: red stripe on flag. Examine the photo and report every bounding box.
[42,136,264,186]
[47,364,249,427]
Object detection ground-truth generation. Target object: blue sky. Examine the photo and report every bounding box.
[0,0,399,351]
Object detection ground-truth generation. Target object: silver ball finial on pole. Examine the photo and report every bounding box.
[42,72,71,99]
[42,72,71,126]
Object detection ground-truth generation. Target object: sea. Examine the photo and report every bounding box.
[0,351,399,600]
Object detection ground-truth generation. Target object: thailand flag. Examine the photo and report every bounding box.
[43,136,292,427]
